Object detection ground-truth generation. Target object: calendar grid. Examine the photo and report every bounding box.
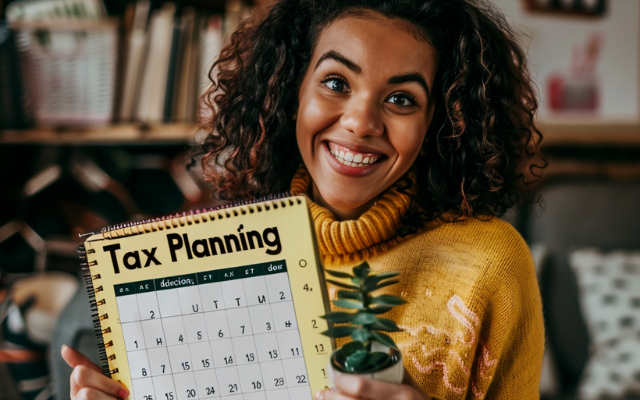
[240,288,285,397]
[116,260,311,400]
[151,289,178,400]
[192,286,222,398]
[172,278,214,400]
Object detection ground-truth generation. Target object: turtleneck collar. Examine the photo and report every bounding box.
[290,166,416,267]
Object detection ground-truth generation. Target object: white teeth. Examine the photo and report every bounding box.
[328,144,382,167]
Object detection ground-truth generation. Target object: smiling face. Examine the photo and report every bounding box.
[296,13,438,220]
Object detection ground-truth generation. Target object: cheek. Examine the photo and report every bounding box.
[296,94,341,152]
[389,118,427,160]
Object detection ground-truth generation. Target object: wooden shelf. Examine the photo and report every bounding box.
[0,123,202,146]
[540,120,640,146]
[2,120,640,146]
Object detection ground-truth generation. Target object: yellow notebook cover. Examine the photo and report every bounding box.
[79,195,333,400]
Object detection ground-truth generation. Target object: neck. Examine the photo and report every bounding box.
[311,183,377,221]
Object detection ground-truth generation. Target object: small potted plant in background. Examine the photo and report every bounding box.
[321,261,406,384]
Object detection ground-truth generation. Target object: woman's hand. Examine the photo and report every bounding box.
[61,345,130,400]
[316,371,431,400]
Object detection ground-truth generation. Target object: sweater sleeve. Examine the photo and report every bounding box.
[476,232,545,399]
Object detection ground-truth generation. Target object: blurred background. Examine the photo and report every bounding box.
[0,0,639,399]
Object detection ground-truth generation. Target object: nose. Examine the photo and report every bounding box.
[340,98,384,138]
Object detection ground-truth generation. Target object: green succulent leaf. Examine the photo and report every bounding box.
[332,299,364,310]
[368,305,394,314]
[370,295,407,306]
[362,272,400,292]
[369,325,402,333]
[325,270,354,279]
[368,271,401,281]
[351,312,378,325]
[363,279,400,293]
[337,290,364,302]
[326,279,359,290]
[321,326,356,338]
[344,349,369,371]
[320,312,356,323]
[351,328,373,343]
[352,262,371,279]
[370,317,402,332]
[340,341,365,356]
[370,331,399,350]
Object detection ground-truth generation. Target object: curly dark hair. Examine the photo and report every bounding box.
[194,0,547,229]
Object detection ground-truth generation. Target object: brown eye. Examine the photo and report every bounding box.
[387,93,417,107]
[322,76,349,92]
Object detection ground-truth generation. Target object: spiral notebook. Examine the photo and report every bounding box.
[79,194,333,400]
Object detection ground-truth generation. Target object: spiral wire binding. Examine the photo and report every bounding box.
[78,240,116,376]
[78,193,303,378]
[100,192,302,239]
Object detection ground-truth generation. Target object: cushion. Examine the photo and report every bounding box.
[569,248,640,399]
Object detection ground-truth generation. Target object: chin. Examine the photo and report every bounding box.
[317,187,376,213]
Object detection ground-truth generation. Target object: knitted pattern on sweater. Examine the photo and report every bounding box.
[290,168,545,400]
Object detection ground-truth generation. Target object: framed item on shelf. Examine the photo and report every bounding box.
[522,0,607,18]
[492,0,640,144]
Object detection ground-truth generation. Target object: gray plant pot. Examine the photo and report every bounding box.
[328,345,404,386]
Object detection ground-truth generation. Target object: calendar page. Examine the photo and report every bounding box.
[81,196,333,400]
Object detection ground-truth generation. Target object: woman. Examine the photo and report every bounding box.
[63,0,547,398]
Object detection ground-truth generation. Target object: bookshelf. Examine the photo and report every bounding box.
[540,121,640,146]
[0,123,201,146]
[2,121,640,147]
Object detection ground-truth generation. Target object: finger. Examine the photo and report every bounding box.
[334,374,421,400]
[74,387,118,400]
[70,365,129,400]
[61,345,103,373]
[315,389,358,400]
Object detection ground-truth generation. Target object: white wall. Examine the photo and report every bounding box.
[490,0,639,121]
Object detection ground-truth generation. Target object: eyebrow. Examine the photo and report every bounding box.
[314,50,362,74]
[314,50,431,97]
[388,73,430,98]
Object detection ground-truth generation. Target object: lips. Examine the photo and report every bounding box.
[325,141,385,168]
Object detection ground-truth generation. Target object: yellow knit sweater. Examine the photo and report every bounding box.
[291,168,545,400]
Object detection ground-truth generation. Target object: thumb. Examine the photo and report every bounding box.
[61,344,103,373]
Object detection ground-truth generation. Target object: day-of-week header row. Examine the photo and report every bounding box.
[114,260,287,297]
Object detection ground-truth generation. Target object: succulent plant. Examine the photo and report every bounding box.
[321,261,406,373]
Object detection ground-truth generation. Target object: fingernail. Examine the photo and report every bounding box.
[314,390,324,400]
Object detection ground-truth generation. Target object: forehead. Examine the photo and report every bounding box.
[312,14,437,75]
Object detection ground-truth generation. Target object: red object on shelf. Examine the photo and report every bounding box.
[547,73,599,112]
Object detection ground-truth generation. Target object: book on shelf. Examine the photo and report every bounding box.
[2,0,238,128]
[134,2,175,123]
[163,13,182,123]
[199,14,224,100]
[0,22,28,129]
[119,1,228,125]
[119,0,150,122]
